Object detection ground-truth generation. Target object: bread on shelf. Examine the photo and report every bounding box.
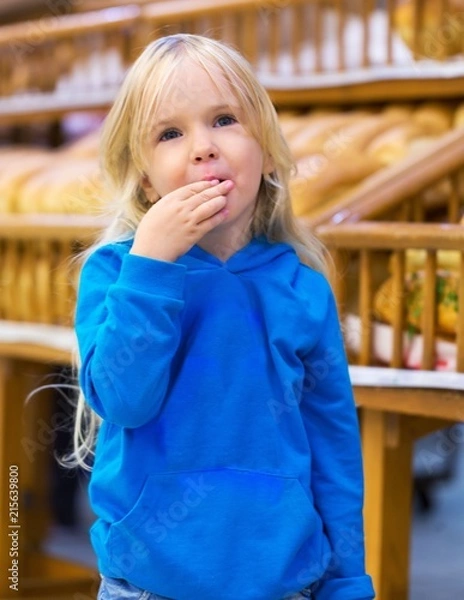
[284,101,457,217]
[373,242,462,338]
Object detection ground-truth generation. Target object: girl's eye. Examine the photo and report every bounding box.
[215,115,237,127]
[159,129,181,142]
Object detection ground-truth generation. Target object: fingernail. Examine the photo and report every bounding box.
[209,179,220,185]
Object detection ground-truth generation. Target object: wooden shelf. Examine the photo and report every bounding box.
[268,76,464,106]
[0,321,75,364]
[0,214,108,239]
[0,90,116,126]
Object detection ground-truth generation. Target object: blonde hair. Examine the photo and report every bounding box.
[70,33,328,469]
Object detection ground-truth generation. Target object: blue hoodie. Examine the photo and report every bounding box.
[76,235,375,600]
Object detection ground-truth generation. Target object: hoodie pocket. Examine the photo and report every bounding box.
[108,468,322,600]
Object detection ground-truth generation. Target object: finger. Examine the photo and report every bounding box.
[193,194,228,223]
[196,204,230,234]
[187,180,234,210]
[155,180,218,207]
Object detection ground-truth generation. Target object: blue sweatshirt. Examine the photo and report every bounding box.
[76,235,375,600]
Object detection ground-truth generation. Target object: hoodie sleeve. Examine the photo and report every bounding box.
[299,274,375,600]
[75,243,186,428]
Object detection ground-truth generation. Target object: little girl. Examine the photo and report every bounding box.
[74,34,375,600]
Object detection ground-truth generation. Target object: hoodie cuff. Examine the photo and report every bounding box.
[314,575,375,600]
[118,253,186,300]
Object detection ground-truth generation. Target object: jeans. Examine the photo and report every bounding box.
[97,576,314,599]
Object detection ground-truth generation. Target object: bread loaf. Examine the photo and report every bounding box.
[412,102,454,135]
[366,121,432,166]
[0,151,52,212]
[287,111,370,160]
[290,152,381,216]
[17,157,103,214]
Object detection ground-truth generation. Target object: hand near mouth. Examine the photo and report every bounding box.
[131,179,234,262]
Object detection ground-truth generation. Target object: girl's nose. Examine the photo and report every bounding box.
[194,149,217,162]
[191,131,219,162]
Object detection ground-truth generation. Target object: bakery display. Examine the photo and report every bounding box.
[373,249,461,337]
[285,101,461,217]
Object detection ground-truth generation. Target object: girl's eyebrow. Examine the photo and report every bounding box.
[154,103,241,129]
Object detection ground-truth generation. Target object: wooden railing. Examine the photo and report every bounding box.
[317,221,464,372]
[2,0,464,120]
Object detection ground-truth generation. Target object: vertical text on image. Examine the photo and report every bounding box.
[7,464,20,592]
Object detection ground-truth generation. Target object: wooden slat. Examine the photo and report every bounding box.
[221,12,239,47]
[291,4,305,75]
[421,250,437,369]
[448,171,462,223]
[317,222,464,251]
[390,250,406,368]
[268,8,280,74]
[0,343,72,364]
[208,13,224,41]
[386,0,395,65]
[240,10,258,67]
[336,0,345,71]
[313,2,323,73]
[359,250,373,365]
[436,0,448,61]
[361,0,374,67]
[355,385,464,421]
[412,0,422,59]
[457,253,464,372]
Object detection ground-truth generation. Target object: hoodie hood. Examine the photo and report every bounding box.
[179,234,298,275]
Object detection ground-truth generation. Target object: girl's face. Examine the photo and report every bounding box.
[142,59,270,237]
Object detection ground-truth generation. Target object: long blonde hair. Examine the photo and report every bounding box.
[71,33,328,469]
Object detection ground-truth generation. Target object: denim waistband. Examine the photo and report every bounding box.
[97,576,314,600]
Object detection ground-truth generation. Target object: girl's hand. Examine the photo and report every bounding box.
[130,179,234,262]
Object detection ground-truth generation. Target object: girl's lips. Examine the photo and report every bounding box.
[201,176,228,183]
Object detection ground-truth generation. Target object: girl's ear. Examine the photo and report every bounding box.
[263,153,274,175]
[141,174,159,203]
